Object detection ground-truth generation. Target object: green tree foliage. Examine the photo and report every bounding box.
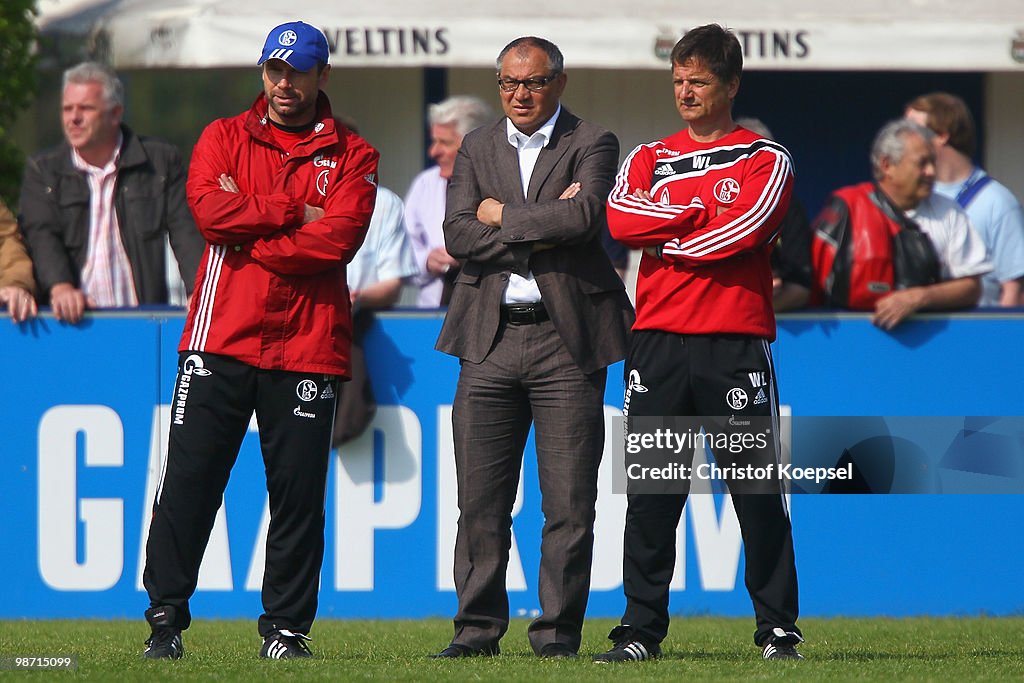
[0,1,38,207]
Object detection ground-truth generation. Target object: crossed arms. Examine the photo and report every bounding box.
[186,119,379,277]
[443,129,619,270]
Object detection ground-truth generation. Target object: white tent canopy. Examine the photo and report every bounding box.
[36,0,1024,72]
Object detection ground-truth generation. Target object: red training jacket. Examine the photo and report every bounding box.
[181,92,379,376]
[607,126,793,340]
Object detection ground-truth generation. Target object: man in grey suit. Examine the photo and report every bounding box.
[433,36,634,659]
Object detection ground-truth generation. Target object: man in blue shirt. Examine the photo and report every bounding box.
[906,92,1024,307]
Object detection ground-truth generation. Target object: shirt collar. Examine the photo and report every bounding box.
[905,194,932,219]
[70,131,124,173]
[506,104,561,148]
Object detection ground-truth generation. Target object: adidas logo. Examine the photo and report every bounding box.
[753,387,767,405]
[653,164,675,176]
[320,385,335,400]
[260,630,313,659]
[265,640,290,659]
[622,641,653,660]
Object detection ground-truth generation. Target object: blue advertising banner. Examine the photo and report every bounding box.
[2,311,1023,619]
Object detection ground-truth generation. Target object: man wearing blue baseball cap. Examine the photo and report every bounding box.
[141,20,379,661]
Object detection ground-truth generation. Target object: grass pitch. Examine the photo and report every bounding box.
[2,616,1023,680]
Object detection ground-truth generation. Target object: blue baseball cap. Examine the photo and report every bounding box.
[258,21,329,72]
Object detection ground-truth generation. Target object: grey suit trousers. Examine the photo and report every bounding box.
[450,316,606,654]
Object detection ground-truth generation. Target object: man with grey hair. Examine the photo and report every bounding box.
[433,35,632,659]
[19,61,204,323]
[404,95,494,306]
[811,118,990,329]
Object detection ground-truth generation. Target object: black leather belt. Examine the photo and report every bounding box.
[500,302,549,325]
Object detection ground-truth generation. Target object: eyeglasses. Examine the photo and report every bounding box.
[497,74,558,93]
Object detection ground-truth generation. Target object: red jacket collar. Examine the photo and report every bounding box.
[244,91,338,154]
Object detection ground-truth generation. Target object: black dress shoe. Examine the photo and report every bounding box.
[539,643,578,658]
[431,643,500,658]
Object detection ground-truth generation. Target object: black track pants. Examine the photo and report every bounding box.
[143,351,337,637]
[618,331,800,647]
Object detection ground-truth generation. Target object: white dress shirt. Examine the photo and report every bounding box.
[403,165,449,307]
[502,105,561,304]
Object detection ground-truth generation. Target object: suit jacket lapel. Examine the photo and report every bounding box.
[491,120,526,202]
[526,109,578,201]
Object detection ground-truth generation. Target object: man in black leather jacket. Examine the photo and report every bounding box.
[19,62,204,323]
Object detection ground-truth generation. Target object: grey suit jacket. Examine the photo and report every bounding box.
[435,108,634,374]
